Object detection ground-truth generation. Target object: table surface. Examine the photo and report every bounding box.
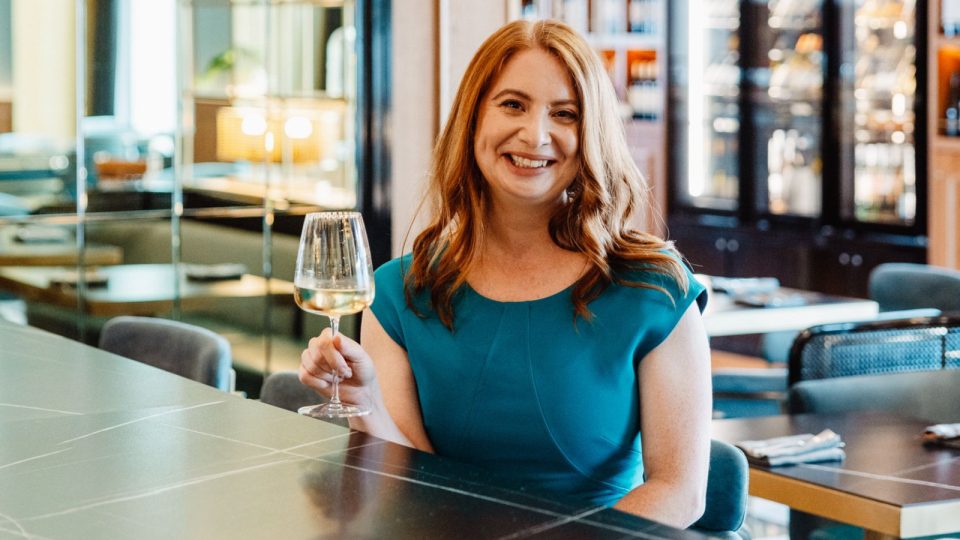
[0,320,710,540]
[0,228,122,267]
[0,264,295,317]
[701,285,879,337]
[711,412,960,537]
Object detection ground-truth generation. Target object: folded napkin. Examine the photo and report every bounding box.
[15,226,71,244]
[710,276,780,296]
[736,429,845,467]
[182,263,247,282]
[922,423,960,449]
[49,268,109,288]
[734,292,807,308]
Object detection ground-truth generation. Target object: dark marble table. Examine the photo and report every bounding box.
[0,320,708,539]
[712,412,960,539]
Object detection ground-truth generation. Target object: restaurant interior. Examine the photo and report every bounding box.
[1,0,959,539]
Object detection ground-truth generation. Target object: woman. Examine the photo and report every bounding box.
[300,19,712,529]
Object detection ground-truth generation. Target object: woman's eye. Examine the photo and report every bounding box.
[556,110,579,120]
[500,100,523,110]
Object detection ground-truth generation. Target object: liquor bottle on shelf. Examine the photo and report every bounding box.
[592,0,625,34]
[628,0,658,34]
[563,0,589,35]
[946,72,960,136]
[946,0,960,36]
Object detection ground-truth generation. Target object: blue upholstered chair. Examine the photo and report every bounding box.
[787,369,960,422]
[260,370,348,427]
[786,315,960,387]
[869,263,960,312]
[692,440,749,539]
[260,370,321,412]
[786,314,960,417]
[99,316,234,392]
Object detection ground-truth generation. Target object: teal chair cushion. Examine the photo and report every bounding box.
[787,369,960,423]
[692,440,749,535]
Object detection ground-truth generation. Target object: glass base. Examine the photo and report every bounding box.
[298,402,371,419]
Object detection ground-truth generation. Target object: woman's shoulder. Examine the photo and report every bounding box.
[607,250,706,309]
[374,253,413,283]
[612,250,688,285]
[373,254,415,303]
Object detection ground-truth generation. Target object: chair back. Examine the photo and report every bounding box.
[692,440,749,534]
[787,369,960,422]
[868,263,960,312]
[261,371,321,412]
[99,316,233,391]
[260,370,348,427]
[787,315,960,387]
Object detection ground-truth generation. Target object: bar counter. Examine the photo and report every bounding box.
[0,320,709,539]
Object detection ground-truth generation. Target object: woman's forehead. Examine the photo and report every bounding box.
[488,48,578,103]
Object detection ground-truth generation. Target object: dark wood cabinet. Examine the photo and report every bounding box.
[810,239,927,298]
[669,222,925,298]
[671,224,812,289]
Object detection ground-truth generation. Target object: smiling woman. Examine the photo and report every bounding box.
[298,19,714,531]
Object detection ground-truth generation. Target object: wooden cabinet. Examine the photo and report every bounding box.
[810,239,927,298]
[671,223,925,297]
[671,225,812,289]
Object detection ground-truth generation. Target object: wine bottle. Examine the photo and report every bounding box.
[947,72,960,137]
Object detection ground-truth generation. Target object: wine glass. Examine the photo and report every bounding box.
[294,211,375,418]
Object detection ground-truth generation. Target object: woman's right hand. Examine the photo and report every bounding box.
[299,329,379,408]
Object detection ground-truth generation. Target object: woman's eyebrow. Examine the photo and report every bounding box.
[490,89,579,108]
[490,89,530,101]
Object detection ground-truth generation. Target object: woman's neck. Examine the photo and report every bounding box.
[483,203,556,259]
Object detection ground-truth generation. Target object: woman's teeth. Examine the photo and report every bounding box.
[509,155,549,168]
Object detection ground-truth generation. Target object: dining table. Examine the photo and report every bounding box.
[0,263,294,317]
[699,280,880,337]
[0,319,714,540]
[0,227,123,267]
[711,411,960,539]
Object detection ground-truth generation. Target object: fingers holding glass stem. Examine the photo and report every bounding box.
[299,317,371,418]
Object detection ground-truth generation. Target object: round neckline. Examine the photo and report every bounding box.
[463,280,576,305]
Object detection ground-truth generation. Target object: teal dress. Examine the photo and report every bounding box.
[369,253,707,506]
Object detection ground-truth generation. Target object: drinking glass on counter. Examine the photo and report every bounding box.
[294,211,375,418]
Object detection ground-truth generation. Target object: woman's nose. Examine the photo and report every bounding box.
[518,111,551,148]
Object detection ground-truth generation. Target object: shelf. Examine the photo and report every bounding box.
[854,16,914,30]
[587,33,661,50]
[932,135,960,152]
[935,35,960,48]
[704,17,740,30]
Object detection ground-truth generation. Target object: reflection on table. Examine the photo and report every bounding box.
[712,411,960,539]
[0,320,711,540]
[0,263,294,317]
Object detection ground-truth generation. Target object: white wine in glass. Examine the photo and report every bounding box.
[294,211,375,418]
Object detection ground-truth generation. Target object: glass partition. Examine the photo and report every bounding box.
[0,0,361,398]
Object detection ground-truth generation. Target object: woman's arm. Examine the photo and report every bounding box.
[612,303,712,529]
[352,309,435,451]
[299,308,435,452]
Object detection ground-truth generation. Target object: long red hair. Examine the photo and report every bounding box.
[405,19,687,330]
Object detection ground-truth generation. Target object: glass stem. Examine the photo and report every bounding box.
[328,316,342,407]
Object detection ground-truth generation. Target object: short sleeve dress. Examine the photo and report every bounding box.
[369,253,707,507]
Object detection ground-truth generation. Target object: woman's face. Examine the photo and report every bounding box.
[474,48,581,210]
